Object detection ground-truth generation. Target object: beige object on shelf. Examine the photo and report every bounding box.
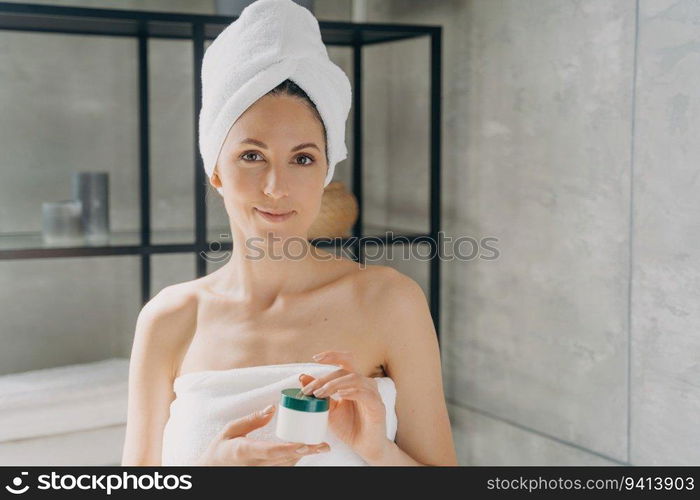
[308,181,358,239]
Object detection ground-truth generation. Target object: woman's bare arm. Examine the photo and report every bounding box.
[372,268,459,466]
[121,285,197,466]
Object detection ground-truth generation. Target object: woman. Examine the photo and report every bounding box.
[121,0,457,466]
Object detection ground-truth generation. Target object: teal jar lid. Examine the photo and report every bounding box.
[280,388,329,412]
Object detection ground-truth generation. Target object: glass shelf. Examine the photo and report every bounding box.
[205,223,431,245]
[0,230,140,251]
[0,224,434,260]
[0,229,193,259]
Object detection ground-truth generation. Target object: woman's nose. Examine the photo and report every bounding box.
[262,164,290,198]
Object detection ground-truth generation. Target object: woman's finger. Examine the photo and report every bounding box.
[327,385,385,418]
[311,350,357,373]
[244,439,324,462]
[277,457,300,466]
[301,350,358,394]
[312,372,378,399]
[298,368,347,395]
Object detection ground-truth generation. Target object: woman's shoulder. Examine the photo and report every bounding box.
[146,270,234,309]
[354,262,413,290]
[131,281,200,381]
[143,280,200,317]
[352,263,423,309]
[136,281,200,349]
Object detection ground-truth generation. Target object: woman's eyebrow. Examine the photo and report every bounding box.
[239,138,320,153]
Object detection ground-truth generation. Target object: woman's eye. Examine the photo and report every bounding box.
[296,154,314,166]
[241,152,262,161]
[240,152,314,165]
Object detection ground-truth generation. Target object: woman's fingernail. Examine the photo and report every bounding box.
[262,404,274,414]
[312,354,325,361]
[296,445,310,454]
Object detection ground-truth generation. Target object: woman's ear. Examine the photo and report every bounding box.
[210,166,222,189]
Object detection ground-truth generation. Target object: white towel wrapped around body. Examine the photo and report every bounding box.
[161,362,397,466]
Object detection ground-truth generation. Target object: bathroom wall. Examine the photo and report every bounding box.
[361,0,700,465]
[1,0,697,466]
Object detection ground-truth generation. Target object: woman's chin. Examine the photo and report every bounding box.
[250,225,304,239]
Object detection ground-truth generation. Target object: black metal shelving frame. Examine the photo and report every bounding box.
[0,2,443,342]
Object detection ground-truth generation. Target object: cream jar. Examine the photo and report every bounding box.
[275,388,329,444]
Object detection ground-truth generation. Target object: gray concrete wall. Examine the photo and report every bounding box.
[362,0,699,465]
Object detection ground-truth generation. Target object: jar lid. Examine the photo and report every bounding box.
[280,388,329,413]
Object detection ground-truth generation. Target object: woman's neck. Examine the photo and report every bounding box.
[211,234,334,309]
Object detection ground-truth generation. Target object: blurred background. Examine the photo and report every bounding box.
[0,0,698,466]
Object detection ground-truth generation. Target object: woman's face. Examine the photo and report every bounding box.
[211,94,327,241]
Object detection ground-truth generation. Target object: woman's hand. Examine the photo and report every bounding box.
[196,404,330,466]
[299,350,389,462]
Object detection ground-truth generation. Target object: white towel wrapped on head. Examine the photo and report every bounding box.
[199,0,352,195]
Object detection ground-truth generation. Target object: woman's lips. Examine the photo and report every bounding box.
[254,207,295,222]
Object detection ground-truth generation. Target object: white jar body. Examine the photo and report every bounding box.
[275,405,329,444]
